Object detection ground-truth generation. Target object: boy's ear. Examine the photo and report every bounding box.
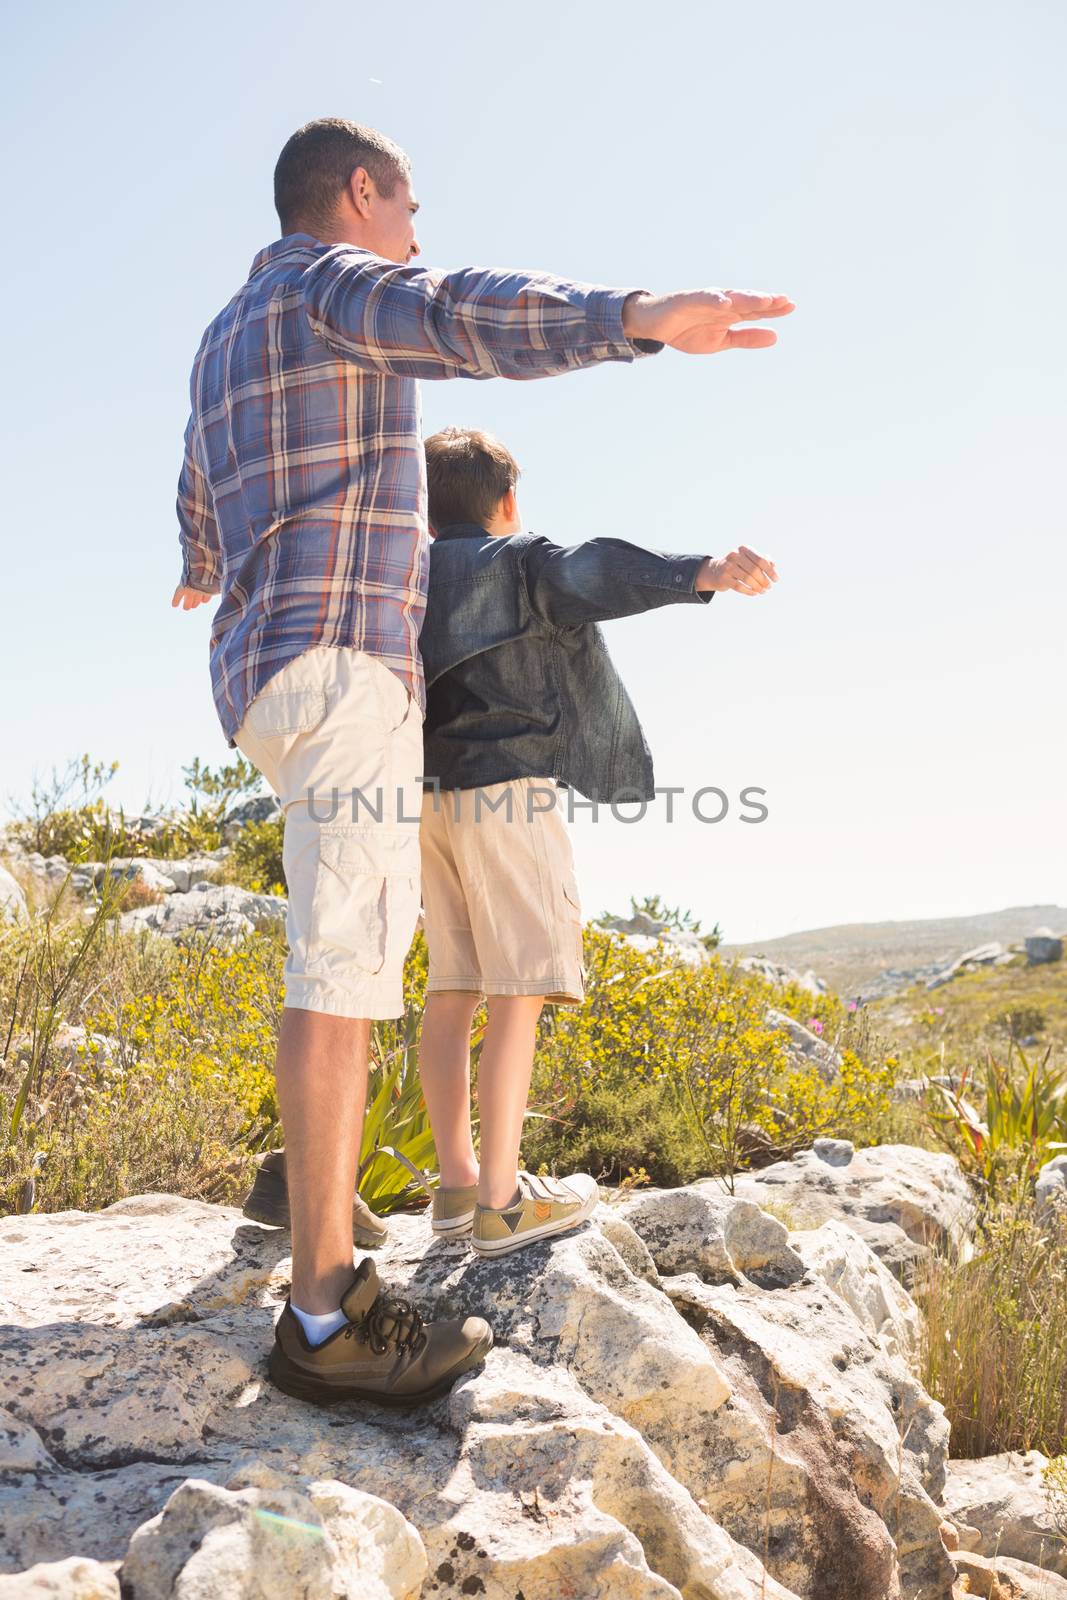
[501,486,517,521]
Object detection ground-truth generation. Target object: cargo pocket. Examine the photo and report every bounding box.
[308,827,420,978]
[561,874,586,985]
[246,686,328,739]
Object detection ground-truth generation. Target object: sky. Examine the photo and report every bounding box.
[2,0,1064,945]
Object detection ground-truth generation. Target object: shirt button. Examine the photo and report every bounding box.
[674,574,683,582]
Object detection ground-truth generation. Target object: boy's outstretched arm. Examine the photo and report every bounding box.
[520,536,777,628]
[303,247,794,382]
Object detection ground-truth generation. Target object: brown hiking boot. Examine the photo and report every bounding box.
[268,1259,493,1407]
[242,1150,387,1249]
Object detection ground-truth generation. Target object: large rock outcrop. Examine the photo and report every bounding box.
[726,1140,976,1283]
[0,1155,976,1599]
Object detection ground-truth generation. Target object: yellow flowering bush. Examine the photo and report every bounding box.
[526,927,899,1186]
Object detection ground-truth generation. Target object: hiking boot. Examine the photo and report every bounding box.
[431,1182,478,1238]
[472,1171,600,1258]
[268,1259,493,1407]
[242,1150,387,1249]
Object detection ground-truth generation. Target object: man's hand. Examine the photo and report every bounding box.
[171,584,216,610]
[696,547,778,596]
[623,289,794,354]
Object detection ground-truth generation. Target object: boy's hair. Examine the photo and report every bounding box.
[274,118,411,237]
[424,427,521,531]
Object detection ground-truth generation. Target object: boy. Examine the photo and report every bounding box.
[418,426,778,1256]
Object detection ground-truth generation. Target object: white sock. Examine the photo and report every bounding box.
[291,1304,348,1347]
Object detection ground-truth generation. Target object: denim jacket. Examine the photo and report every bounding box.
[419,524,714,801]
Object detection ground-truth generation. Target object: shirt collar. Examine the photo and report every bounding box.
[248,233,324,278]
[432,522,495,542]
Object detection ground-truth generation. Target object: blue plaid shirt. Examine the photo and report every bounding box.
[177,234,658,745]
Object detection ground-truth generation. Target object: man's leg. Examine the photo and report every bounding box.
[417,992,481,1192]
[275,1008,370,1314]
[476,995,545,1209]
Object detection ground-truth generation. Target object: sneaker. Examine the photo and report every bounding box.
[431,1182,478,1238]
[242,1150,387,1250]
[268,1259,493,1407]
[471,1171,600,1258]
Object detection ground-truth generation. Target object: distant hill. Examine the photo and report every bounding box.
[721,904,1067,997]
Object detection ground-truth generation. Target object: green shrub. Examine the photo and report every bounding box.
[228,814,286,895]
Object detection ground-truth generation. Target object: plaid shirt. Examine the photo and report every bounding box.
[177,234,657,746]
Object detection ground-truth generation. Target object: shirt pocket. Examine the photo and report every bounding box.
[308,827,420,978]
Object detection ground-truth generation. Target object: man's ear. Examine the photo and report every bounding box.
[346,165,374,220]
[500,487,517,523]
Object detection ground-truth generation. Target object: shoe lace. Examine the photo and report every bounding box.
[345,1290,425,1357]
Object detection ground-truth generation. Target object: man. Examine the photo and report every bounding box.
[172,116,793,1408]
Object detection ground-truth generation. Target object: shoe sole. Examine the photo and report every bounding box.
[431,1210,476,1238]
[471,1188,600,1258]
[242,1168,387,1250]
[267,1327,494,1409]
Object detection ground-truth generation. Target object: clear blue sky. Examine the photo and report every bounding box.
[3,0,1064,944]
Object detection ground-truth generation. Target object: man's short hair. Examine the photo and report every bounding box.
[274,118,411,237]
[424,428,521,531]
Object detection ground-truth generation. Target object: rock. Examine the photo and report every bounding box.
[120,1474,426,1600]
[118,882,285,939]
[941,1452,1065,1575]
[221,795,282,844]
[662,1269,955,1600]
[733,956,829,995]
[595,911,713,965]
[0,1182,959,1599]
[728,1141,976,1284]
[594,1207,661,1286]
[765,1008,841,1082]
[611,1183,806,1288]
[789,1217,922,1366]
[1036,1156,1067,1223]
[0,1197,794,1599]
[926,942,1016,990]
[49,1025,118,1063]
[147,855,228,894]
[0,1559,119,1598]
[1025,930,1063,966]
[953,1549,1067,1598]
[0,863,28,924]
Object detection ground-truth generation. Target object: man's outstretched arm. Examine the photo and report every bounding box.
[303,248,794,382]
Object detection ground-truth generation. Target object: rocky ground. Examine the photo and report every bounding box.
[3,1142,1065,1599]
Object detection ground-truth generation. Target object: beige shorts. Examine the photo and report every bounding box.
[233,647,422,1020]
[420,777,586,1006]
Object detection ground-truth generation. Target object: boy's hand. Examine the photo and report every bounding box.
[171,583,215,610]
[696,547,778,596]
[623,289,794,354]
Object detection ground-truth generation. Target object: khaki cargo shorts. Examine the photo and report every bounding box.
[420,776,586,1006]
[233,647,422,1019]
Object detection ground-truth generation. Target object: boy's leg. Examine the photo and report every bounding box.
[418,991,481,1189]
[476,994,546,1209]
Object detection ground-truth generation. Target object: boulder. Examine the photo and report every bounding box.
[952,1549,1067,1598]
[221,795,282,843]
[733,956,829,996]
[118,882,285,939]
[941,1451,1065,1575]
[610,1184,806,1288]
[0,1195,793,1600]
[1024,930,1063,966]
[1036,1156,1067,1223]
[765,1008,840,1082]
[0,862,28,924]
[789,1217,922,1366]
[0,1559,119,1598]
[727,1141,976,1284]
[662,1269,954,1600]
[120,1472,426,1600]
